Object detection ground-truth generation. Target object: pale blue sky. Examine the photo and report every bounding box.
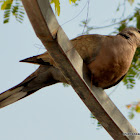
[0,0,140,140]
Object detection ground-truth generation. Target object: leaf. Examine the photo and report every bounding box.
[136,15,140,29]
[127,0,135,5]
[0,0,24,23]
[135,105,140,113]
[126,104,132,109]
[118,23,127,32]
[3,18,9,23]
[69,0,77,4]
[63,83,69,87]
[128,112,134,119]
[50,0,60,16]
[116,3,120,12]
[126,101,140,119]
[50,0,77,16]
[91,114,102,129]
[12,0,25,23]
[1,0,13,10]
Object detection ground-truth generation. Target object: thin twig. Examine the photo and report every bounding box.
[61,1,88,27]
[82,0,90,34]
[92,15,133,29]
[108,84,120,96]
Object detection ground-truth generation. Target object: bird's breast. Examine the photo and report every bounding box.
[87,41,136,89]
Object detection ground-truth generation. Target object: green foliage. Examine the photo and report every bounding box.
[50,0,77,16]
[91,114,102,129]
[126,101,140,119]
[0,0,78,23]
[1,0,13,23]
[128,111,135,119]
[69,0,77,4]
[50,0,60,16]
[128,0,135,5]
[12,0,24,23]
[0,0,24,23]
[79,19,93,35]
[62,83,69,87]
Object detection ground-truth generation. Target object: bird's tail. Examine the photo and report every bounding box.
[0,71,37,108]
[0,54,67,108]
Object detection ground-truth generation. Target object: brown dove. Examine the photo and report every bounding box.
[0,27,140,108]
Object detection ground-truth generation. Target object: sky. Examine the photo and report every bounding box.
[0,0,140,140]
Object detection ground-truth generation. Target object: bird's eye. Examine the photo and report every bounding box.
[138,30,140,33]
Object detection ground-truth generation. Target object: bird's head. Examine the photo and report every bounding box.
[119,27,140,48]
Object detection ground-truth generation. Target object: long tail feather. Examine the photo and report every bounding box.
[0,64,66,109]
[0,87,26,108]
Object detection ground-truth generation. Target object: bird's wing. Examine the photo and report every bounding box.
[21,34,104,66]
[20,52,57,67]
[71,34,104,64]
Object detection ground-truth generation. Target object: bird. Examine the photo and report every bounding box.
[0,27,140,109]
